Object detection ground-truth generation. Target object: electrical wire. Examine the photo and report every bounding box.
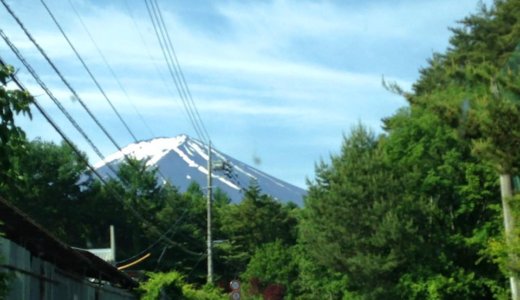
[187,253,207,279]
[40,0,139,143]
[66,0,156,139]
[122,0,192,132]
[144,0,229,186]
[2,0,171,183]
[0,52,202,257]
[61,0,177,183]
[147,0,204,140]
[0,28,117,176]
[115,207,190,265]
[1,0,122,159]
[0,0,125,163]
[144,0,209,144]
[150,0,210,141]
[144,0,205,142]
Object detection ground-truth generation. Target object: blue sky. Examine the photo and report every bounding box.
[0,0,491,188]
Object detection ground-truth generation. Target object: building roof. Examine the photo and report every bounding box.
[0,196,137,289]
[84,248,115,262]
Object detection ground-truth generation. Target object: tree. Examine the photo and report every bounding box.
[301,125,417,298]
[403,0,520,297]
[0,63,32,197]
[293,244,353,300]
[138,271,226,300]
[5,139,91,243]
[241,241,298,299]
[383,108,504,299]
[219,182,298,280]
[0,62,33,297]
[153,183,204,274]
[92,161,206,274]
[300,111,508,298]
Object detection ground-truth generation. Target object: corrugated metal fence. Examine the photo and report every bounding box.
[0,237,136,300]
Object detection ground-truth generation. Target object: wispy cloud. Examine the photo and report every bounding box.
[1,0,489,187]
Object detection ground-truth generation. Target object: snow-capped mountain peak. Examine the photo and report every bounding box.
[94,135,305,205]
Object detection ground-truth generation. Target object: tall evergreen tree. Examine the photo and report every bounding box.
[301,125,416,298]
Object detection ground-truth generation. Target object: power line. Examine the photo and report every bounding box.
[40,0,139,143]
[1,0,124,159]
[2,0,171,183]
[0,53,202,257]
[142,4,222,281]
[122,0,192,132]
[147,0,206,140]
[144,0,205,142]
[66,0,156,139]
[187,253,207,279]
[1,1,203,257]
[144,0,210,144]
[115,207,190,265]
[150,0,210,141]
[0,28,117,176]
[42,0,172,185]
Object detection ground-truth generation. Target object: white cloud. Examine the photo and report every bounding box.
[1,0,489,187]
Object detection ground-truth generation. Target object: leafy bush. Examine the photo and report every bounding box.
[138,271,226,300]
[241,241,298,298]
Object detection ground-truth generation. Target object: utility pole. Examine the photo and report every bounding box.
[500,174,520,300]
[110,225,116,265]
[489,77,520,300]
[207,141,213,284]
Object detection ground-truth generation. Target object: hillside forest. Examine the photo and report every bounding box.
[2,0,520,299]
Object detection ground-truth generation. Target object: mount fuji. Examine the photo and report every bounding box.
[93,135,306,205]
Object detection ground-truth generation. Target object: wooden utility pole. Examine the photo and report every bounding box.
[207,142,213,284]
[500,174,520,300]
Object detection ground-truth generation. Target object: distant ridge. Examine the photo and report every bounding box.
[94,135,306,205]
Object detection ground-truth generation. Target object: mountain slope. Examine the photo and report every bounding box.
[94,135,306,205]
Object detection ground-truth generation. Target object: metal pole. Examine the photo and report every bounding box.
[207,141,213,284]
[500,174,520,300]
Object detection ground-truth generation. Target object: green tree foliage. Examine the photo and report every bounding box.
[385,108,504,299]
[4,139,91,243]
[241,241,298,299]
[301,113,505,299]
[138,271,226,300]
[299,1,520,298]
[411,0,520,174]
[0,64,32,192]
[118,158,167,217]
[405,0,520,296]
[219,182,298,278]
[90,163,209,278]
[294,245,353,300]
[301,125,418,298]
[109,158,170,262]
[154,181,208,281]
[0,63,33,297]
